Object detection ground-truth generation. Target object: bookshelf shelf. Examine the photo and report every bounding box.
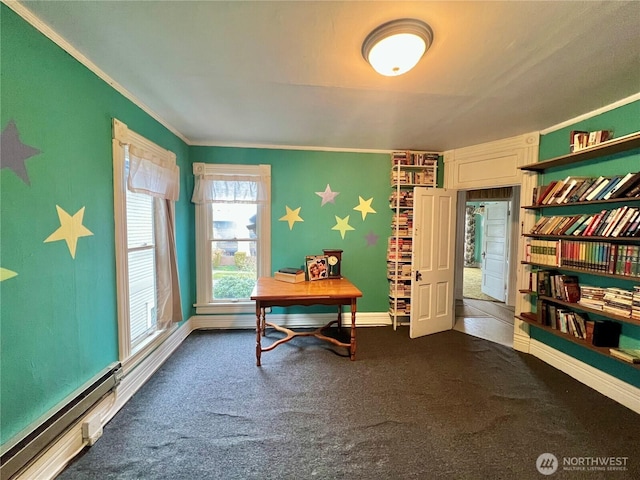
[523,197,640,210]
[520,135,639,349]
[519,132,640,172]
[517,314,640,369]
[536,294,640,326]
[521,261,638,281]
[388,150,438,330]
[523,233,640,243]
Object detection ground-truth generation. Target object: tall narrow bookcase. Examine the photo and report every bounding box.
[518,132,640,368]
[388,151,438,330]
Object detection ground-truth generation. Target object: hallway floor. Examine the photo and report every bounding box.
[454,298,515,348]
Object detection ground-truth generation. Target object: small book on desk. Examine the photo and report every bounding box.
[274,268,305,283]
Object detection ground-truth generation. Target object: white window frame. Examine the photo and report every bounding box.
[193,162,271,314]
[113,119,177,369]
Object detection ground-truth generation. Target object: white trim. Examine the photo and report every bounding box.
[540,92,640,135]
[3,1,189,145]
[190,311,391,330]
[188,140,398,154]
[529,339,640,414]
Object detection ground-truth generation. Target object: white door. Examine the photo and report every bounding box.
[410,187,457,338]
[481,202,509,302]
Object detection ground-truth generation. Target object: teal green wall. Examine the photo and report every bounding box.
[1,6,194,445]
[530,100,640,387]
[190,147,392,313]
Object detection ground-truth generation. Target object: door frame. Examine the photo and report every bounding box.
[455,191,520,306]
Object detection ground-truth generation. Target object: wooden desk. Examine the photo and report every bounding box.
[250,277,362,366]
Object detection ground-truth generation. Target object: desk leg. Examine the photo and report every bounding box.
[256,303,262,367]
[337,305,342,330]
[350,299,357,360]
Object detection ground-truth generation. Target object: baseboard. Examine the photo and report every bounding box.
[530,339,640,414]
[191,311,391,330]
[14,320,192,480]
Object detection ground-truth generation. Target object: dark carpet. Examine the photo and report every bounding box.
[57,328,640,480]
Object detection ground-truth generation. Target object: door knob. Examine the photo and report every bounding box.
[415,271,422,281]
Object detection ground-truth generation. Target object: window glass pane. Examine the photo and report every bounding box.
[211,203,257,300]
[126,190,154,249]
[128,248,157,346]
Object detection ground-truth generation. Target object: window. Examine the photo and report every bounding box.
[192,163,271,314]
[113,119,182,365]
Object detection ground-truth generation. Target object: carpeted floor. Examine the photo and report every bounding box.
[57,328,640,480]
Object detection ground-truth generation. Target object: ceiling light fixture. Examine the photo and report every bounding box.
[362,18,433,77]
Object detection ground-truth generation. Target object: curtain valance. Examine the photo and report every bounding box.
[191,173,269,204]
[128,145,180,201]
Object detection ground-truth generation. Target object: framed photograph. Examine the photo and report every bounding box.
[305,255,329,281]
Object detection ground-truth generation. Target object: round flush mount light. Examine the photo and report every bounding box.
[362,18,433,77]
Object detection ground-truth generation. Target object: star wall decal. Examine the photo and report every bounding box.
[279,205,304,230]
[44,205,94,259]
[1,120,41,185]
[332,215,355,239]
[0,268,18,282]
[353,196,376,220]
[315,184,340,206]
[365,230,379,247]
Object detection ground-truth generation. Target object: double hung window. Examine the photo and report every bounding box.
[112,119,182,364]
[192,163,271,314]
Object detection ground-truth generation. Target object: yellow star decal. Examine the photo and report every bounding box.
[279,205,304,230]
[332,215,355,239]
[353,196,376,220]
[0,268,18,281]
[44,205,94,259]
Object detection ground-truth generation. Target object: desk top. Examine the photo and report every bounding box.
[251,277,362,301]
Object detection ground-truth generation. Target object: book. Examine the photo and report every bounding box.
[579,176,605,201]
[604,172,634,199]
[585,177,612,201]
[608,348,640,364]
[274,270,306,283]
[278,267,304,274]
[610,172,640,198]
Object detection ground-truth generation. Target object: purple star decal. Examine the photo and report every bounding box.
[1,120,40,185]
[315,184,340,206]
[365,230,379,247]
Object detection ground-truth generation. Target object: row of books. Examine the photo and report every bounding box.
[525,239,640,277]
[391,170,435,185]
[389,280,411,297]
[530,272,580,302]
[569,129,613,153]
[387,262,411,279]
[388,237,412,251]
[389,190,414,208]
[532,171,640,205]
[536,300,593,339]
[392,151,439,166]
[530,207,640,238]
[389,298,411,314]
[576,285,640,320]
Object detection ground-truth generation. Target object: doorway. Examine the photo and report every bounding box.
[454,187,519,347]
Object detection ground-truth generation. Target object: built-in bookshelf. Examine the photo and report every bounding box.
[388,151,437,330]
[518,131,640,367]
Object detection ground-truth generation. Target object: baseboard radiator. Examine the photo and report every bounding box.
[1,362,122,480]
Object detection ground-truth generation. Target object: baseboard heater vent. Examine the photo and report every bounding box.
[1,362,122,480]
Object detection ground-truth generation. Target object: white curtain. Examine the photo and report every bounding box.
[128,145,180,201]
[127,145,182,326]
[191,173,269,204]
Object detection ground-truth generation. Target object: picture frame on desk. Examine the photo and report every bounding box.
[305,255,329,281]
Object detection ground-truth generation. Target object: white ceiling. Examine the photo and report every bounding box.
[15,1,640,152]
